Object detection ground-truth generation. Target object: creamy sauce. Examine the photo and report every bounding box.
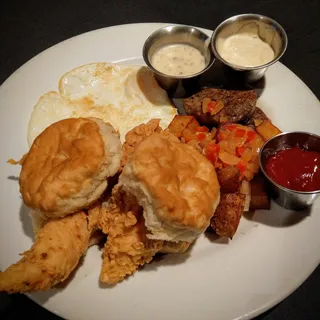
[217,33,274,67]
[151,44,206,76]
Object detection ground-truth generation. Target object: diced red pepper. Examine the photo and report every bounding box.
[196,126,209,133]
[246,130,257,142]
[235,128,247,138]
[207,101,218,113]
[224,124,237,131]
[196,132,206,141]
[236,146,246,157]
[207,143,220,154]
[206,143,220,164]
[217,132,227,141]
[206,152,217,164]
[237,160,246,173]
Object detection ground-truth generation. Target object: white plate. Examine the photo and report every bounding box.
[0,23,319,320]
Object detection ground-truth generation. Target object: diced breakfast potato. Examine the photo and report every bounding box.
[168,115,193,138]
[210,193,245,239]
[253,119,264,127]
[186,117,200,132]
[202,98,225,115]
[217,166,241,193]
[239,180,251,211]
[210,127,217,139]
[211,101,224,115]
[256,120,282,141]
[202,97,211,113]
[180,117,201,142]
[181,128,197,142]
[244,156,260,181]
[249,174,271,210]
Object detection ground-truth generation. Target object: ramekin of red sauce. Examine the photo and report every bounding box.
[265,146,320,192]
[260,132,320,210]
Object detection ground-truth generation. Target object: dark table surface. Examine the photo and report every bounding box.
[1,0,319,319]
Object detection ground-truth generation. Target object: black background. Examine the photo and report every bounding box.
[1,0,319,319]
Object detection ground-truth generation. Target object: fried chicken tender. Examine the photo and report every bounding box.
[99,187,163,284]
[0,203,101,293]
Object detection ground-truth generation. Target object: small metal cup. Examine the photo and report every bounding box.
[211,14,288,83]
[142,25,215,98]
[259,132,320,210]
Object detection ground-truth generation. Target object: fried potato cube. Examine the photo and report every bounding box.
[239,179,251,212]
[181,128,197,142]
[217,166,241,193]
[210,127,217,139]
[185,117,200,132]
[256,120,281,141]
[249,174,270,210]
[253,119,264,127]
[210,193,245,238]
[168,115,193,138]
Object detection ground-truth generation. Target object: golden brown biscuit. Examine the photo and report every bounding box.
[20,117,121,219]
[119,132,220,242]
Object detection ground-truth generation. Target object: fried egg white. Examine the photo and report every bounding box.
[27,62,177,146]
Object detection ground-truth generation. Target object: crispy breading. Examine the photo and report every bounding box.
[0,203,101,293]
[99,187,163,284]
[210,193,245,239]
[120,119,162,170]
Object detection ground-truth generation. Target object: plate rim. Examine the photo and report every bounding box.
[1,22,319,320]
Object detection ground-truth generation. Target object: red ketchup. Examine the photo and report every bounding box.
[265,146,320,192]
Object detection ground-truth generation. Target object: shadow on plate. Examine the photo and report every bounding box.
[28,287,60,305]
[97,241,196,288]
[19,201,34,240]
[204,228,230,244]
[243,202,309,227]
[250,75,266,98]
[7,175,35,240]
[7,175,19,181]
[142,239,198,273]
[30,254,89,304]
[99,281,117,289]
[200,60,266,97]
[172,59,266,113]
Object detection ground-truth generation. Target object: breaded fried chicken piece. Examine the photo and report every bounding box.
[99,187,163,284]
[0,203,101,293]
[120,119,162,170]
[87,201,105,247]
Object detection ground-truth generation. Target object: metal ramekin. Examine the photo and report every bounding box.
[142,25,215,98]
[211,14,288,83]
[259,132,320,210]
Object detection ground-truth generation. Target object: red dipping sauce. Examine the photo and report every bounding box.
[265,146,320,192]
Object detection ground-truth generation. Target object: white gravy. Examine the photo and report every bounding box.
[217,33,274,67]
[151,44,206,76]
